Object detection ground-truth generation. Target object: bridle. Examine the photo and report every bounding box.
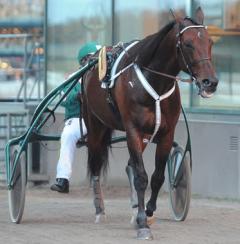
[176,23,210,82]
[143,21,211,84]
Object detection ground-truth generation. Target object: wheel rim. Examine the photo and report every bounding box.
[169,148,191,221]
[8,149,26,223]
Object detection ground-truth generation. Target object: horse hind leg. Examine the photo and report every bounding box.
[87,116,112,223]
[92,176,106,223]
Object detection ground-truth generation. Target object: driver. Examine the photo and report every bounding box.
[50,42,100,193]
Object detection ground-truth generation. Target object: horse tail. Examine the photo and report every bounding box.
[87,127,113,178]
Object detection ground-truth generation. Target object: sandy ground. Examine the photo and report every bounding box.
[0,186,240,244]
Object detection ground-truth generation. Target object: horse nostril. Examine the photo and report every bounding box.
[202,79,211,87]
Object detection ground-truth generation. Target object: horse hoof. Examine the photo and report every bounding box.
[137,228,153,240]
[147,215,156,226]
[95,213,106,224]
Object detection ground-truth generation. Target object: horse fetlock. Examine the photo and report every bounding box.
[145,209,154,217]
[146,202,156,217]
[136,211,148,229]
[95,212,106,224]
[95,205,105,215]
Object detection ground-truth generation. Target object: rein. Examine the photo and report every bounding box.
[142,66,191,83]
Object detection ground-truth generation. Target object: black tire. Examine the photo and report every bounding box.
[8,149,27,224]
[168,146,191,221]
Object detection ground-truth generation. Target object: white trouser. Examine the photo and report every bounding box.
[56,118,87,180]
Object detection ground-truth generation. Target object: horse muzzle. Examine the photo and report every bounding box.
[195,77,218,98]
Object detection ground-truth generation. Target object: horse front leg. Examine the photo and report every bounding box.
[127,131,153,240]
[146,132,174,220]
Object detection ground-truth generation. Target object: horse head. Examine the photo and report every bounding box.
[174,7,218,98]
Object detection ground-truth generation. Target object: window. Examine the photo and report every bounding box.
[114,0,190,106]
[191,0,240,111]
[0,0,44,101]
[47,0,112,90]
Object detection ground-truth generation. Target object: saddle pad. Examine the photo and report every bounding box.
[98,46,107,81]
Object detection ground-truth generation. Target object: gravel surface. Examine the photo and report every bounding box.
[0,186,240,244]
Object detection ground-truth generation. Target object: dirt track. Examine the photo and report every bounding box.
[0,186,240,244]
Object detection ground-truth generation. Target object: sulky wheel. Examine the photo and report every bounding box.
[168,146,191,221]
[8,149,27,224]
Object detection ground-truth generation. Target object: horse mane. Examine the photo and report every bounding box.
[126,17,200,67]
[128,21,176,67]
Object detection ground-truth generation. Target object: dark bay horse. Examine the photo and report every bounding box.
[82,7,218,240]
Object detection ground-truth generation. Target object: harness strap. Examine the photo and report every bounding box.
[110,62,134,84]
[134,64,176,143]
[109,41,139,88]
[178,25,206,35]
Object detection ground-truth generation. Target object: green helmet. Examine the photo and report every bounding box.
[77,42,98,64]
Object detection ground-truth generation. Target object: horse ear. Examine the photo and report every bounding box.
[170,9,177,21]
[195,6,204,25]
[169,9,182,23]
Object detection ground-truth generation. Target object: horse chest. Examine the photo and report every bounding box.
[132,99,175,138]
[133,106,161,132]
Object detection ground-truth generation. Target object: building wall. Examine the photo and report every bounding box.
[38,111,240,199]
[175,114,240,198]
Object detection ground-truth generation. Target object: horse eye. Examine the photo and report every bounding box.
[184,42,194,50]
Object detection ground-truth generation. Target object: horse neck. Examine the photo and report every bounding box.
[143,28,181,96]
[151,29,180,77]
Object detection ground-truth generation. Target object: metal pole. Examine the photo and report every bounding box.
[44,0,48,96]
[23,36,28,107]
[37,42,41,101]
[111,0,115,45]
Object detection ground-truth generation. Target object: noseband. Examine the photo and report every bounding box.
[176,24,210,82]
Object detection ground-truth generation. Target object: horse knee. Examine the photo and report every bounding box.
[134,172,148,191]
